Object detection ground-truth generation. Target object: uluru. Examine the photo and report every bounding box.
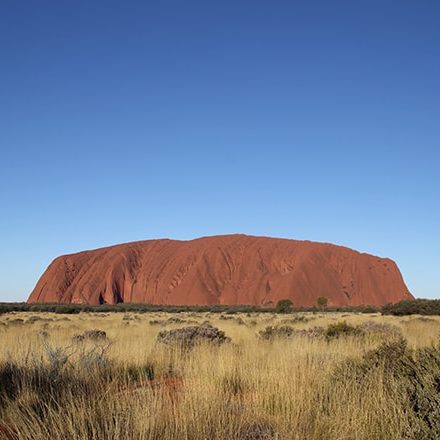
[27,234,413,307]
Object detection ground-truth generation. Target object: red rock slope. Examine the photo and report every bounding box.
[27,235,413,306]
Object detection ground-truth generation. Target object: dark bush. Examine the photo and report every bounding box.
[382,299,440,316]
[317,296,328,308]
[0,363,20,408]
[324,321,364,339]
[275,299,293,313]
[157,323,231,348]
[55,305,81,314]
[0,360,95,416]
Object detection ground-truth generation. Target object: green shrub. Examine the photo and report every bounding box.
[325,321,363,339]
[275,299,293,313]
[382,299,440,316]
[317,296,328,308]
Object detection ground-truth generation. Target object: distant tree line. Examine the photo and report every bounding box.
[0,298,436,315]
[381,299,440,316]
[0,300,375,315]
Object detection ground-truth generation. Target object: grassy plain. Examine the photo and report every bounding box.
[0,311,439,439]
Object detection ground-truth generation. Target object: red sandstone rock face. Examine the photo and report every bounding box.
[27,235,413,306]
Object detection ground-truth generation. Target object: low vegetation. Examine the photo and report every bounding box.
[259,320,401,342]
[0,296,440,316]
[0,310,438,439]
[274,299,293,313]
[0,302,382,315]
[2,299,440,316]
[156,323,231,349]
[316,296,328,309]
[382,299,440,316]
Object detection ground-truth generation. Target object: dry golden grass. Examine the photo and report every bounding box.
[0,311,439,439]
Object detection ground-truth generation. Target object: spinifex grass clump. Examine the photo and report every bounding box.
[258,325,299,340]
[259,321,365,341]
[72,328,107,342]
[149,316,197,326]
[281,315,312,324]
[324,321,363,339]
[0,350,97,416]
[0,339,163,439]
[328,337,440,439]
[357,320,402,338]
[156,323,231,349]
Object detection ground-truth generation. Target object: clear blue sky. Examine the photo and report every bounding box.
[1,1,439,301]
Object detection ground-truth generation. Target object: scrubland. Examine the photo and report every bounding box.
[0,311,439,440]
